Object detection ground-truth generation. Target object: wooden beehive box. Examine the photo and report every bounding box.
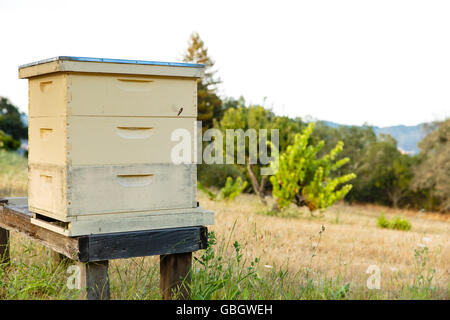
[19,56,213,236]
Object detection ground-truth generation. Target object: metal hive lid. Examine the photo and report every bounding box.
[18,56,205,70]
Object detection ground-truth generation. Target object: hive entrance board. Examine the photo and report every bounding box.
[30,206,213,237]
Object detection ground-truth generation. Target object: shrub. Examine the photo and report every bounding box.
[376,213,391,228]
[390,216,412,231]
[197,163,245,189]
[377,214,412,231]
[197,181,217,201]
[220,177,248,201]
[198,176,247,202]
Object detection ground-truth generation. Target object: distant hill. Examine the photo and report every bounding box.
[373,124,426,154]
[322,121,426,155]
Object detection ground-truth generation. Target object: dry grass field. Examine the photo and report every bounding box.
[204,193,449,299]
[0,150,449,299]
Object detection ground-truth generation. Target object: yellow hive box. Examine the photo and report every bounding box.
[19,56,213,236]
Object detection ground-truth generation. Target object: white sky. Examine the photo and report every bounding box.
[0,0,449,127]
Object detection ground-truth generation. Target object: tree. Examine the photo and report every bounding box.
[0,97,27,141]
[412,119,450,211]
[270,123,356,213]
[356,136,413,207]
[270,116,305,152]
[215,104,305,201]
[222,96,246,114]
[0,97,26,151]
[313,122,377,173]
[335,124,377,172]
[0,129,21,151]
[217,105,276,204]
[183,32,223,130]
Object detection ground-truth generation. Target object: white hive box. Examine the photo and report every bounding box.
[19,56,213,236]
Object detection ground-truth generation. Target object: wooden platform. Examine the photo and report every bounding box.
[0,197,208,299]
[30,202,214,237]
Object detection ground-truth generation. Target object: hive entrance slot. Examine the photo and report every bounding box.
[34,213,69,229]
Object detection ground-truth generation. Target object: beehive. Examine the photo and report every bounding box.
[19,56,213,236]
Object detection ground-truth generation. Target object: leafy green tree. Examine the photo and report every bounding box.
[388,157,414,208]
[335,124,377,172]
[0,97,27,141]
[270,116,304,152]
[0,97,26,151]
[412,119,450,211]
[217,105,276,204]
[309,122,379,205]
[356,136,413,207]
[183,32,223,129]
[209,103,307,204]
[313,122,377,173]
[270,123,356,213]
[221,96,246,115]
[0,129,21,151]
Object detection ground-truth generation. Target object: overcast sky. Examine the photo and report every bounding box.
[1,0,449,127]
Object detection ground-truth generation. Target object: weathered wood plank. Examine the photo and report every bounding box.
[1,198,208,262]
[160,252,192,300]
[0,203,80,260]
[0,227,10,264]
[0,197,27,206]
[79,226,208,262]
[67,209,213,236]
[78,260,110,300]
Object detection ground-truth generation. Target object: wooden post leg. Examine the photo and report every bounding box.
[160,252,192,300]
[78,260,110,300]
[0,227,10,265]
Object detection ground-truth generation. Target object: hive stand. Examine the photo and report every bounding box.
[0,197,208,300]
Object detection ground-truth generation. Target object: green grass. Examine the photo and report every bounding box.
[0,229,368,300]
[0,225,444,300]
